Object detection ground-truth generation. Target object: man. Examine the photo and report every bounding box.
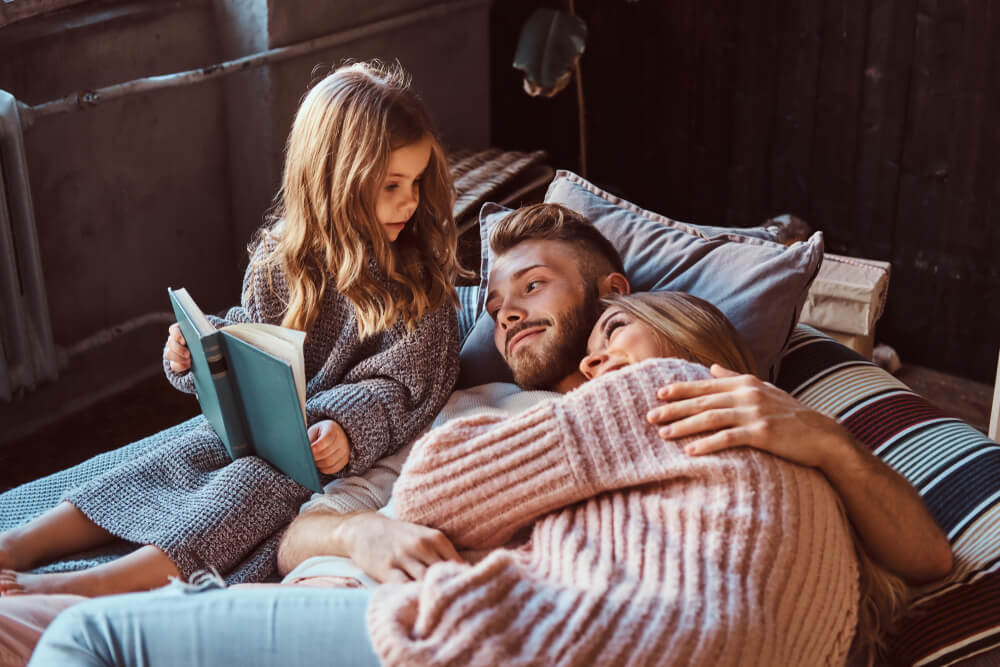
[28,204,950,666]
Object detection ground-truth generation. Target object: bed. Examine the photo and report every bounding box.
[2,161,997,666]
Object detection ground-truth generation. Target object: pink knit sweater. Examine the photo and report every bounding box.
[367,359,859,666]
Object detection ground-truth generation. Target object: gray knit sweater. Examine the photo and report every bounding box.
[63,238,460,582]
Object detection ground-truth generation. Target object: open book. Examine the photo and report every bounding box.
[168,288,323,492]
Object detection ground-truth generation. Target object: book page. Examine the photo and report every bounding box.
[169,288,215,336]
[223,323,307,415]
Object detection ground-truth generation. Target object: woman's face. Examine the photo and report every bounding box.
[579,306,676,380]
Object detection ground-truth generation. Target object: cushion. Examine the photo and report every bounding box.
[456,285,479,345]
[457,170,825,388]
[776,325,1000,666]
[798,253,891,337]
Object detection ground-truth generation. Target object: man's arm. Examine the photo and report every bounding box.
[276,508,355,575]
[814,428,953,582]
[275,440,406,575]
[276,434,461,581]
[645,365,953,583]
[277,509,462,583]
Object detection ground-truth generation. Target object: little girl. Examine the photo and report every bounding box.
[0,61,464,597]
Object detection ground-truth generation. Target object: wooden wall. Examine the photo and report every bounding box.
[490,0,1000,384]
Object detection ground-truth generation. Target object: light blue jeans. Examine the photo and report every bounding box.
[28,579,379,667]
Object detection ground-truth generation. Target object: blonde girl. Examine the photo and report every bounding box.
[0,61,464,597]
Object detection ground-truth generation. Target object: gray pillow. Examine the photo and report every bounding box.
[457,170,824,388]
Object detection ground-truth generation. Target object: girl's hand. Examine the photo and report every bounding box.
[309,420,350,474]
[644,364,845,471]
[164,323,191,373]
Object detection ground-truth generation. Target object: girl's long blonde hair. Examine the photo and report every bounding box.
[604,290,909,664]
[253,60,463,338]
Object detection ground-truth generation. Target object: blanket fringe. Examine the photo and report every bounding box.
[166,568,228,594]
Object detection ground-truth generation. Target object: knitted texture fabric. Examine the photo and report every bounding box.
[63,238,460,583]
[368,359,859,667]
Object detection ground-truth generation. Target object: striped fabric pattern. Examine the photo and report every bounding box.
[776,325,1000,667]
[456,285,479,343]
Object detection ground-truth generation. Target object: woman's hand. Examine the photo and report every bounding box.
[164,323,191,373]
[309,420,351,474]
[338,512,464,583]
[645,364,846,470]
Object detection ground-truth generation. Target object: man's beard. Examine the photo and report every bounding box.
[507,286,603,390]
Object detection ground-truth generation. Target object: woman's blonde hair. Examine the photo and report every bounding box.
[849,533,911,665]
[602,291,758,376]
[606,290,910,663]
[253,60,463,338]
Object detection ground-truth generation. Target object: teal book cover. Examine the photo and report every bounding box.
[168,288,323,493]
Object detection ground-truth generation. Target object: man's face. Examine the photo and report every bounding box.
[484,240,602,390]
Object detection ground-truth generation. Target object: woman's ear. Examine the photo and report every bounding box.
[598,272,630,297]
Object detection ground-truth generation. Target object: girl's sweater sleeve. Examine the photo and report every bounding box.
[304,302,460,477]
[162,239,287,395]
[393,358,711,549]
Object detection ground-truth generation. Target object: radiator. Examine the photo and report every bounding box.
[0,90,59,401]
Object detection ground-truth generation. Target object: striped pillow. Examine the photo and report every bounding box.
[776,325,1000,666]
[456,285,480,344]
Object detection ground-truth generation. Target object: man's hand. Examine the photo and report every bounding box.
[646,363,952,583]
[309,420,350,474]
[337,512,464,583]
[645,365,845,468]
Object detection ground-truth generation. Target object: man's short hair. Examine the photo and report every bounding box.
[489,203,625,281]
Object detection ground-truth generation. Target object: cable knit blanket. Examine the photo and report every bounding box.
[0,419,201,573]
[368,358,860,667]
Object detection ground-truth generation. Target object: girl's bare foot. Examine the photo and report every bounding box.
[0,568,106,597]
[0,538,11,571]
[0,502,114,575]
[0,530,33,572]
[0,545,180,598]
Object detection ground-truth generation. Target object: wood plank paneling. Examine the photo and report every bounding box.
[769,0,825,220]
[943,0,995,381]
[961,0,1000,382]
[689,0,734,227]
[808,0,870,251]
[852,0,916,259]
[888,0,969,372]
[654,0,697,219]
[726,0,779,227]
